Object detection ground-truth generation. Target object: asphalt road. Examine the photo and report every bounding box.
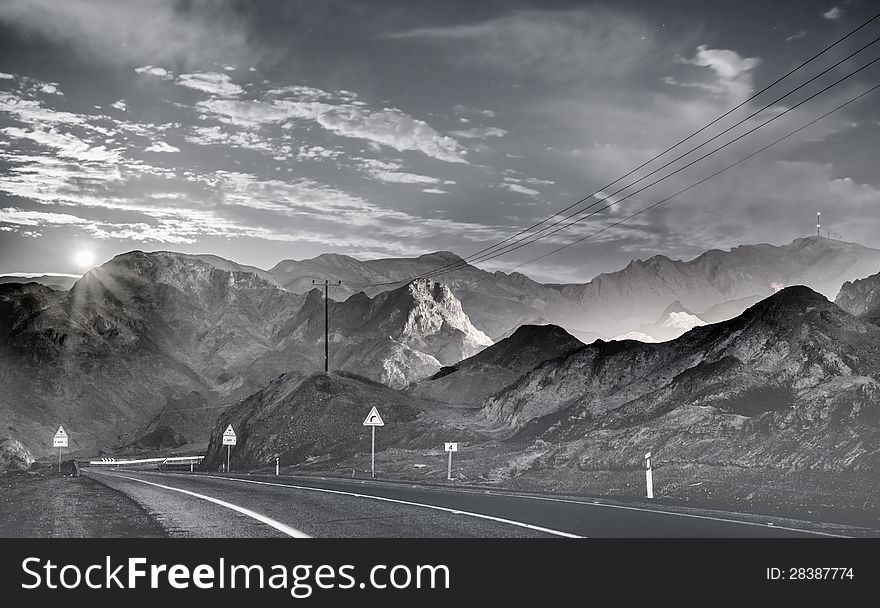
[83,468,866,538]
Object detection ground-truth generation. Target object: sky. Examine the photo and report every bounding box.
[0,0,878,283]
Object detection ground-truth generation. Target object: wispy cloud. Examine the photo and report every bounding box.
[134,65,173,79]
[496,182,540,197]
[822,6,843,20]
[355,158,443,185]
[144,141,180,153]
[177,72,245,98]
[194,86,468,163]
[0,0,260,70]
[391,8,659,82]
[449,126,508,139]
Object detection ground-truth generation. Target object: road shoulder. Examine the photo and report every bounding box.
[0,469,167,538]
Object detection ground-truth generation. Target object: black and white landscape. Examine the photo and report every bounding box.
[1,1,880,538]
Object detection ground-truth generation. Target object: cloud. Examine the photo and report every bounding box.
[110,99,127,111]
[144,141,180,153]
[177,72,244,97]
[354,158,444,185]
[0,0,260,70]
[296,145,343,161]
[0,72,14,79]
[391,8,658,82]
[422,188,449,194]
[0,207,91,227]
[449,126,508,139]
[186,124,277,153]
[2,126,122,163]
[503,176,554,190]
[211,171,505,246]
[452,104,496,118]
[680,45,760,100]
[315,107,467,163]
[822,6,843,20]
[497,182,540,197]
[38,83,62,95]
[195,88,468,163]
[785,30,807,42]
[134,65,172,79]
[370,171,441,185]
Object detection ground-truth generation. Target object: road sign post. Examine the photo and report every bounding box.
[445,442,458,480]
[53,426,69,472]
[362,406,384,479]
[645,451,654,499]
[222,424,237,473]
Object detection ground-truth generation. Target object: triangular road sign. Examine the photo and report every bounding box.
[223,424,236,437]
[54,426,67,438]
[362,406,384,426]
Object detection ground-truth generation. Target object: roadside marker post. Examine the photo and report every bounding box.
[362,406,384,478]
[645,451,654,499]
[444,442,458,480]
[53,426,68,472]
[222,425,237,473]
[275,456,279,476]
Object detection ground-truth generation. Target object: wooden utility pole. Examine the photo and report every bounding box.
[312,279,341,372]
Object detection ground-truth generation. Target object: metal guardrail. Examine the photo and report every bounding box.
[87,456,204,466]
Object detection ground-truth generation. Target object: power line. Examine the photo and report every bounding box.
[447,34,880,271]
[501,82,880,274]
[422,52,880,279]
[362,10,880,286]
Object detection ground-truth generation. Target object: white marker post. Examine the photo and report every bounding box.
[275,457,280,476]
[53,426,68,472]
[645,451,654,499]
[222,424,237,473]
[444,442,458,480]
[362,406,384,479]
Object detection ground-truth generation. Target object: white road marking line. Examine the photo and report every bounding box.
[184,474,582,538]
[494,493,849,538]
[93,471,310,538]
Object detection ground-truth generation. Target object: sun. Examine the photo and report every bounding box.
[74,250,95,269]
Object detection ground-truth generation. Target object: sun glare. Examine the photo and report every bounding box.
[74,250,95,269]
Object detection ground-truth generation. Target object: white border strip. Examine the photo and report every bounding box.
[94,471,310,538]
[187,474,582,538]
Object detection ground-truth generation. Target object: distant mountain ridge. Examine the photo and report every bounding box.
[207,236,880,340]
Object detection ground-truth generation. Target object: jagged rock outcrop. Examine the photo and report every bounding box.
[0,438,34,475]
[836,269,880,325]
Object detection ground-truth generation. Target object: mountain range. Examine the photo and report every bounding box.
[4,235,880,468]
[195,236,880,341]
[200,284,880,512]
[482,286,880,472]
[0,251,489,455]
